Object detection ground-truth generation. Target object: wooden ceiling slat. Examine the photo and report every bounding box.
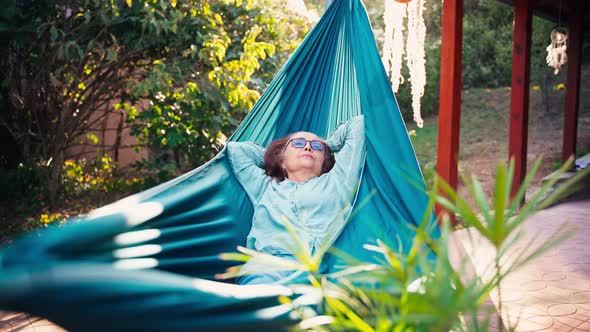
[496,0,590,32]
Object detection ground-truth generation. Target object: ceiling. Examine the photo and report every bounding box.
[496,0,590,32]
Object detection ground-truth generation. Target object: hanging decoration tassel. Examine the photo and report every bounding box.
[383,0,406,92]
[382,0,426,128]
[546,28,567,75]
[406,0,426,128]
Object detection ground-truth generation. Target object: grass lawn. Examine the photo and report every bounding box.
[408,76,590,207]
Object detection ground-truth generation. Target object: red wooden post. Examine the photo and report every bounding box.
[508,0,532,199]
[562,5,584,166]
[436,0,463,221]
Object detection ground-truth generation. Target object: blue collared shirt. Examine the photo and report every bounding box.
[227,115,365,256]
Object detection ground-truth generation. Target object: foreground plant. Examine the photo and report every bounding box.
[221,158,588,331]
[433,158,586,331]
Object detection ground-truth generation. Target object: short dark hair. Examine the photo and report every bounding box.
[262,135,335,182]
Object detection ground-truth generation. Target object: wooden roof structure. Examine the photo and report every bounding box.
[497,0,590,30]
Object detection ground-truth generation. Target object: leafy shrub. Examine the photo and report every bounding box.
[62,155,117,196]
[61,155,177,197]
[1,0,311,202]
[130,160,177,186]
[35,212,64,227]
[0,164,49,206]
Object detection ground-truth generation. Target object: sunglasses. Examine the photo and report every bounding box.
[286,137,326,151]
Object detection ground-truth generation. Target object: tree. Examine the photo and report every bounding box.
[0,0,311,204]
[127,1,311,167]
[462,0,513,88]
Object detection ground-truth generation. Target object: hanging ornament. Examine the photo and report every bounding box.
[382,1,406,92]
[382,0,426,128]
[545,28,567,75]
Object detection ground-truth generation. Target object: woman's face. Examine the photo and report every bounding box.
[282,131,326,179]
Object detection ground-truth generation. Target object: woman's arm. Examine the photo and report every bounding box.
[326,115,366,188]
[226,141,269,202]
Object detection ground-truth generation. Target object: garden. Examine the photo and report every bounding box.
[1,0,589,331]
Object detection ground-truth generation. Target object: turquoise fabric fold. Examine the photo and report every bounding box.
[0,0,437,330]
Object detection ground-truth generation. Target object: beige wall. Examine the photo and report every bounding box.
[65,102,148,167]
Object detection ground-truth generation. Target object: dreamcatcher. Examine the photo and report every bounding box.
[546,28,567,75]
[546,1,567,75]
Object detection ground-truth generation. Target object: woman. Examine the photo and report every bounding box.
[226,115,365,285]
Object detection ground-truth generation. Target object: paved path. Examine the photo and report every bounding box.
[1,200,589,331]
[0,312,65,332]
[452,199,590,331]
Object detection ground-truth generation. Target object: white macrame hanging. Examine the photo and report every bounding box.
[382,0,427,128]
[546,28,567,75]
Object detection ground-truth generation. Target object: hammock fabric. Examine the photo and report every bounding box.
[0,0,437,330]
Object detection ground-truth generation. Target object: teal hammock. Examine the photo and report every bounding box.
[0,0,437,330]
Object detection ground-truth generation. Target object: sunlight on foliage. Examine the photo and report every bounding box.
[62,155,117,195]
[1,0,313,204]
[37,212,64,225]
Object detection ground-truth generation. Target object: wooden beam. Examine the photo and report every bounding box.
[508,0,533,199]
[562,3,584,165]
[436,0,463,220]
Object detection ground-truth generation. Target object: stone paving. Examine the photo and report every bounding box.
[452,199,590,331]
[1,200,589,331]
[0,312,65,332]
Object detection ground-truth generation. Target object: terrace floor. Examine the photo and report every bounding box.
[450,199,590,331]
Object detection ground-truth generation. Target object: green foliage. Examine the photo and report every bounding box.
[0,164,49,205]
[60,155,177,197]
[462,0,565,92]
[61,155,116,196]
[122,0,311,167]
[462,1,513,88]
[0,0,311,202]
[221,158,589,331]
[34,212,65,227]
